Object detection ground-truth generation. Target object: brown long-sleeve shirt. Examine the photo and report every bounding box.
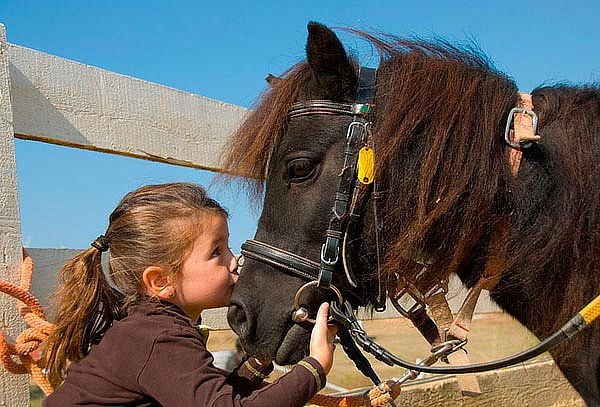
[43,301,325,406]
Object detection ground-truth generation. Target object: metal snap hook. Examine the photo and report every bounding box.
[291,281,344,324]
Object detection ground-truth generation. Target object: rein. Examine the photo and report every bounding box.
[239,69,600,394]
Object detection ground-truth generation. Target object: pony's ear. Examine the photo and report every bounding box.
[306,22,357,100]
[265,73,281,86]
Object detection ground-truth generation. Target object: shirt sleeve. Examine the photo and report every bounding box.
[136,326,326,407]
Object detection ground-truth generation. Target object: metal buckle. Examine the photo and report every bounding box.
[504,107,538,150]
[346,121,369,142]
[423,277,449,299]
[390,275,449,318]
[320,237,340,266]
[291,281,344,324]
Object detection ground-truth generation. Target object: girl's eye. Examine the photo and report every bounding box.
[211,248,221,258]
[286,158,316,183]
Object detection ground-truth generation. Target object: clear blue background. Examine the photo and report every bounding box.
[1,0,599,251]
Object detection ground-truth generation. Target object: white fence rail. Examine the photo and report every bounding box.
[27,248,501,330]
[8,37,248,171]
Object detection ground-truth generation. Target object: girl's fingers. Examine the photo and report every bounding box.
[315,302,329,327]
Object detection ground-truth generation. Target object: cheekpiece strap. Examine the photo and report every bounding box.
[357,67,377,104]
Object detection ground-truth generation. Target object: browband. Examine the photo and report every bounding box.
[288,101,372,118]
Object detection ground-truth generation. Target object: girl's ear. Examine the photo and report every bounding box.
[142,266,174,299]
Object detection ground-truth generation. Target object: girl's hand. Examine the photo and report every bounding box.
[309,303,338,374]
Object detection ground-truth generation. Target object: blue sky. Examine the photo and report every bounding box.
[2,0,599,251]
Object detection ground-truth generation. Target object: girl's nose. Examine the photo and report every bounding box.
[229,250,239,275]
[230,257,239,283]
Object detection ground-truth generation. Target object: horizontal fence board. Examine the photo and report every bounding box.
[309,360,583,407]
[391,359,583,406]
[27,249,500,331]
[8,43,247,171]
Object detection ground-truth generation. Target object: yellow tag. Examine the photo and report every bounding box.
[357,147,375,184]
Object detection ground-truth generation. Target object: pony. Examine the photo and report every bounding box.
[223,22,600,404]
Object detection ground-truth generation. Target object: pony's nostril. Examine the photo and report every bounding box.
[227,303,249,337]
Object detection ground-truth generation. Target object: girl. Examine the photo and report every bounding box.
[43,182,337,406]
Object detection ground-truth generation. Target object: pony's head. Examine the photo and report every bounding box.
[224,22,518,364]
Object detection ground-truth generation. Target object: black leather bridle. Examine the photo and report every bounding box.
[241,67,380,309]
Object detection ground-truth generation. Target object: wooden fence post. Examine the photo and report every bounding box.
[0,23,29,406]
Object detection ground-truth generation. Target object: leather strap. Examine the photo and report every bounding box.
[513,93,539,144]
[427,292,482,397]
[507,92,541,175]
[405,307,442,346]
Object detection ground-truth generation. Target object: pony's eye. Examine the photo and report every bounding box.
[287,158,316,182]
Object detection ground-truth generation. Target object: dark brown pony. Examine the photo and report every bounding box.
[224,22,600,404]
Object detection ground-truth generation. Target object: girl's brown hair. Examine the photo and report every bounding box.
[43,182,227,388]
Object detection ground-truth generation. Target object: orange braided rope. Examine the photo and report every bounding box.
[0,249,54,395]
[308,380,402,406]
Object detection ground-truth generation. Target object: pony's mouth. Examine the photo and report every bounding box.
[275,323,311,365]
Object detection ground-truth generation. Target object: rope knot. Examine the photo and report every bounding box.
[0,250,55,395]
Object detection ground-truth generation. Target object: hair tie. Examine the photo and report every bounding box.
[91,235,109,252]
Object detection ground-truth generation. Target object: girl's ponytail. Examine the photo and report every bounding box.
[44,245,122,388]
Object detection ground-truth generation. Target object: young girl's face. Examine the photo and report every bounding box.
[172,213,238,321]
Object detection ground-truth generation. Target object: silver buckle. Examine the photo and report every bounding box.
[320,239,339,266]
[345,121,369,141]
[504,107,538,150]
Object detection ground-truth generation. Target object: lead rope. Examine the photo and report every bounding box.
[0,249,54,395]
[308,381,401,407]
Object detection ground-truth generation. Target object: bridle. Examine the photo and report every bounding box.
[241,67,381,311]
[239,66,594,391]
[241,65,381,304]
